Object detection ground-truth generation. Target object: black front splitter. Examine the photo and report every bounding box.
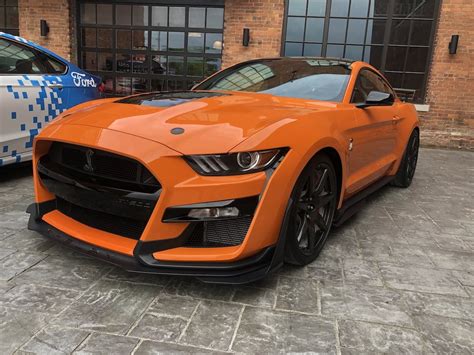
[27,203,285,284]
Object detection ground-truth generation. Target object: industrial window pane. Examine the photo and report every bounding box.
[5,6,17,28]
[97,29,113,49]
[132,78,148,94]
[133,5,149,26]
[305,18,324,42]
[81,3,96,24]
[405,47,428,72]
[151,6,168,26]
[116,77,131,95]
[116,53,131,73]
[411,20,432,45]
[286,17,305,42]
[82,28,96,47]
[206,8,224,29]
[284,42,303,56]
[187,57,204,76]
[133,30,148,50]
[116,30,131,49]
[328,18,347,43]
[102,76,114,94]
[394,0,435,18]
[365,19,386,44]
[307,0,326,16]
[82,52,96,70]
[97,4,113,25]
[205,57,221,76]
[205,33,223,54]
[350,0,369,17]
[385,46,407,71]
[288,0,307,16]
[151,78,166,91]
[98,52,113,72]
[346,19,366,44]
[151,31,167,51]
[390,19,410,45]
[116,5,131,26]
[330,0,349,17]
[189,7,206,28]
[168,79,186,91]
[168,56,184,75]
[0,8,4,28]
[188,32,204,53]
[151,55,167,74]
[326,44,344,57]
[169,7,185,27]
[303,43,322,56]
[345,45,363,60]
[369,0,390,18]
[168,32,184,51]
[132,55,148,74]
[363,45,383,69]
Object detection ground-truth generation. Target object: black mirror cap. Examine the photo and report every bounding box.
[356,91,394,108]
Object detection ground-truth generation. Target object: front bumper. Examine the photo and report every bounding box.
[27,201,290,284]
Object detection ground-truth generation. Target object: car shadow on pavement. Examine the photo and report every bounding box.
[0,162,33,183]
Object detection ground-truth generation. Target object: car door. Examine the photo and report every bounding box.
[346,68,399,194]
[0,36,69,165]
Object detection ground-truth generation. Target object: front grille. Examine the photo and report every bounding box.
[57,198,146,239]
[185,217,252,247]
[46,142,160,193]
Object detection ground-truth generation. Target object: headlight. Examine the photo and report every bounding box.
[185,148,286,175]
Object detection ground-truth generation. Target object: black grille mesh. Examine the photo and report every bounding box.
[185,217,252,247]
[56,198,146,240]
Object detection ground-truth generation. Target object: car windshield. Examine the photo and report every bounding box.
[194,59,351,102]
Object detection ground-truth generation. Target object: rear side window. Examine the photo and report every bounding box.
[0,38,66,75]
[351,69,395,103]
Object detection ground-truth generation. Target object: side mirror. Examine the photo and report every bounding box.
[356,91,394,108]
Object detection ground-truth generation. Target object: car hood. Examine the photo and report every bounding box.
[59,91,337,154]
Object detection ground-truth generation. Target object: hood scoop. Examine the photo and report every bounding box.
[116,91,228,108]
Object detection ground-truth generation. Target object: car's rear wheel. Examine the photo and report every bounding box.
[391,129,419,188]
[284,153,338,266]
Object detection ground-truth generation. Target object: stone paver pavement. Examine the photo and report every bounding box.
[0,148,473,354]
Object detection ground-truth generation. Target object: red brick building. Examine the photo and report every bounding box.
[2,0,473,149]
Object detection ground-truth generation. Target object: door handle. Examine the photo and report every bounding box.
[48,83,63,89]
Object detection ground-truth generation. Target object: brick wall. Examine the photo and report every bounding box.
[18,0,73,61]
[222,0,285,68]
[420,0,474,150]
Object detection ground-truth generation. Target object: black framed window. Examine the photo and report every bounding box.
[78,1,224,96]
[282,0,440,103]
[0,0,19,36]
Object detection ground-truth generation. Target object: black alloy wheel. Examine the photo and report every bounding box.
[285,153,338,266]
[392,129,420,188]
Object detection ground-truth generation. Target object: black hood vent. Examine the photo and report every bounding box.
[116,91,228,108]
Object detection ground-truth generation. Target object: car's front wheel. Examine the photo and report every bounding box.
[284,153,338,266]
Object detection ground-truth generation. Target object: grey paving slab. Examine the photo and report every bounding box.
[19,325,90,355]
[425,248,474,272]
[275,276,319,313]
[338,319,424,354]
[232,307,337,353]
[378,262,469,297]
[343,257,384,286]
[52,280,160,335]
[74,333,140,355]
[0,251,46,281]
[412,315,474,354]
[13,255,112,291]
[321,283,414,327]
[231,285,277,308]
[164,278,235,301]
[180,300,242,351]
[104,267,172,287]
[134,340,222,354]
[1,228,55,252]
[0,306,49,354]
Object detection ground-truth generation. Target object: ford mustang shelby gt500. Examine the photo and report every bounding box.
[0,32,102,166]
[27,58,419,283]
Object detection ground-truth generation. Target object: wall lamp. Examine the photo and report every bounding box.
[449,35,459,54]
[40,20,49,37]
[242,28,250,47]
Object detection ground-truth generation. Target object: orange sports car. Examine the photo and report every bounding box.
[27,58,419,284]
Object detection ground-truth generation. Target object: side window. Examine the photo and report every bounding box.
[351,69,395,104]
[0,38,66,75]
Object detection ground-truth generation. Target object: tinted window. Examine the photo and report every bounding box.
[351,69,394,103]
[195,59,351,102]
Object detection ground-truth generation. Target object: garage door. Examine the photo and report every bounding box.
[78,1,224,96]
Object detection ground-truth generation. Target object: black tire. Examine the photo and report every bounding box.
[284,153,338,266]
[391,129,420,188]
